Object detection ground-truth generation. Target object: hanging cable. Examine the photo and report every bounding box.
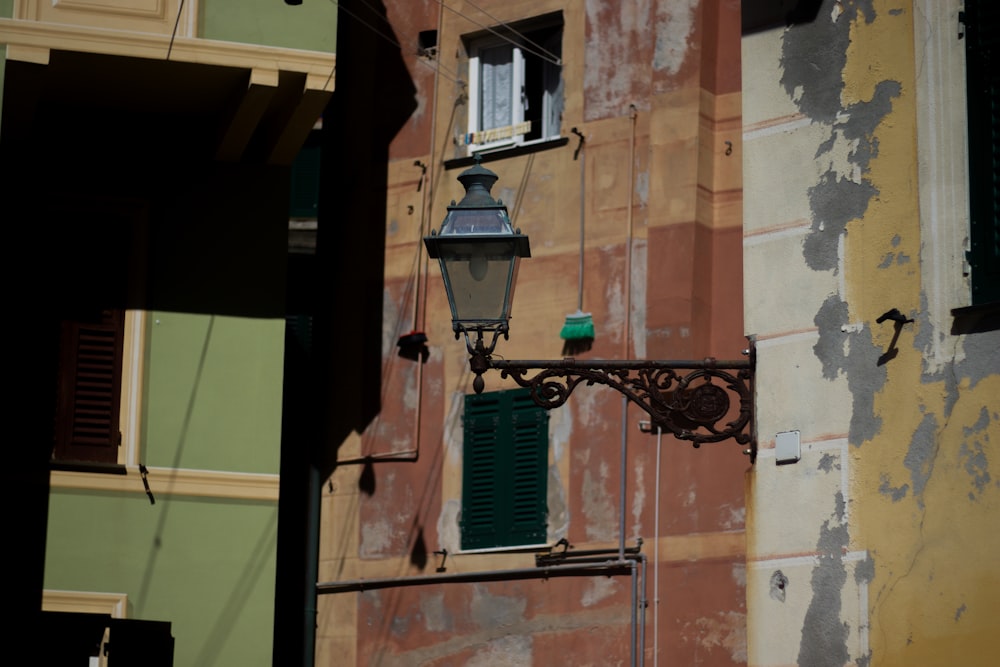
[327,0,465,85]
[166,0,185,60]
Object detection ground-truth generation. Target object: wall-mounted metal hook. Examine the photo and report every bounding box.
[876,308,915,366]
[138,463,156,505]
[876,308,913,325]
[434,549,448,572]
[414,160,427,192]
[571,127,585,161]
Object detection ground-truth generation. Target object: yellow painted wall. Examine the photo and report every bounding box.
[744,1,1000,665]
[844,6,1000,664]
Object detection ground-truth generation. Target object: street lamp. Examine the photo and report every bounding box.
[425,159,755,458]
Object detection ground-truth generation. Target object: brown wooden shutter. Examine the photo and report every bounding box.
[52,309,125,464]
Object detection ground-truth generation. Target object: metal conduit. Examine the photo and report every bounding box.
[316,559,635,595]
[535,541,643,565]
[318,552,649,666]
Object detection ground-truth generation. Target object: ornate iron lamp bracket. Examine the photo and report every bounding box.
[467,333,756,460]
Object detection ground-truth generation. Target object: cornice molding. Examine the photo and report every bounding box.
[50,466,280,502]
[43,590,128,618]
[0,17,335,91]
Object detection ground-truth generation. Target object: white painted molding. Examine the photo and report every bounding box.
[0,17,336,91]
[43,590,128,618]
[16,0,198,38]
[50,467,280,501]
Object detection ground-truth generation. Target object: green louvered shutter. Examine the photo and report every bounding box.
[461,388,548,550]
[965,0,1000,304]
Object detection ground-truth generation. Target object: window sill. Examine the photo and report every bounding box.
[444,136,570,170]
[951,300,1000,334]
[50,460,127,475]
[457,542,552,555]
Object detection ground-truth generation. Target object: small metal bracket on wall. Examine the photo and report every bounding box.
[434,549,448,573]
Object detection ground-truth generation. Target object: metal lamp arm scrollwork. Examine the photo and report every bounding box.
[467,334,756,459]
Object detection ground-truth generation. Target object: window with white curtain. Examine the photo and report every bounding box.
[465,16,563,153]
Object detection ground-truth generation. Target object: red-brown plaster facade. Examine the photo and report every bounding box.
[318,2,749,664]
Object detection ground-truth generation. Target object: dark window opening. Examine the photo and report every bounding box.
[964,0,1000,305]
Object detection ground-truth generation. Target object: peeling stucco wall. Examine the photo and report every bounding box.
[323,1,749,664]
[744,1,1000,666]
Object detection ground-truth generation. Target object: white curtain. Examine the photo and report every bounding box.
[480,44,513,131]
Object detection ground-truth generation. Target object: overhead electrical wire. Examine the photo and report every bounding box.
[437,0,562,66]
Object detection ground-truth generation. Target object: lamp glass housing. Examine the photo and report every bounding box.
[436,236,522,325]
[424,161,530,335]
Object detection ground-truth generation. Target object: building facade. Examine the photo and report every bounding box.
[317,1,998,666]
[317,1,750,665]
[7,0,996,665]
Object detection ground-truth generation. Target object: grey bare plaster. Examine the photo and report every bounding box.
[780,4,849,125]
[959,409,992,497]
[814,295,886,445]
[963,406,991,437]
[854,554,874,586]
[818,452,840,472]
[903,413,938,506]
[878,473,909,501]
[782,0,901,445]
[804,173,878,272]
[954,330,1000,389]
[814,296,850,381]
[798,495,851,667]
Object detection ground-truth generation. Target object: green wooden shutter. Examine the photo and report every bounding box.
[461,388,548,550]
[462,394,501,548]
[52,309,124,464]
[965,0,1000,304]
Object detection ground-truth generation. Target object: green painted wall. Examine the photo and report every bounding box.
[45,311,284,662]
[45,491,278,665]
[200,0,337,52]
[143,312,284,474]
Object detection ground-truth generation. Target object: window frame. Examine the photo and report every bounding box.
[51,309,146,472]
[464,15,563,155]
[460,387,549,551]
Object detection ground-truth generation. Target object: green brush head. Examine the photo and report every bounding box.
[560,312,595,341]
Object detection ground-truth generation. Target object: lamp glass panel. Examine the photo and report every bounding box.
[438,239,519,323]
[440,209,513,236]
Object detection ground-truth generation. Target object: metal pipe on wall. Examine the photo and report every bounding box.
[619,103,639,563]
[630,559,637,667]
[316,560,635,594]
[653,426,662,666]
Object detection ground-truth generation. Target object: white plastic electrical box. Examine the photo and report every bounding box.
[775,430,801,464]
